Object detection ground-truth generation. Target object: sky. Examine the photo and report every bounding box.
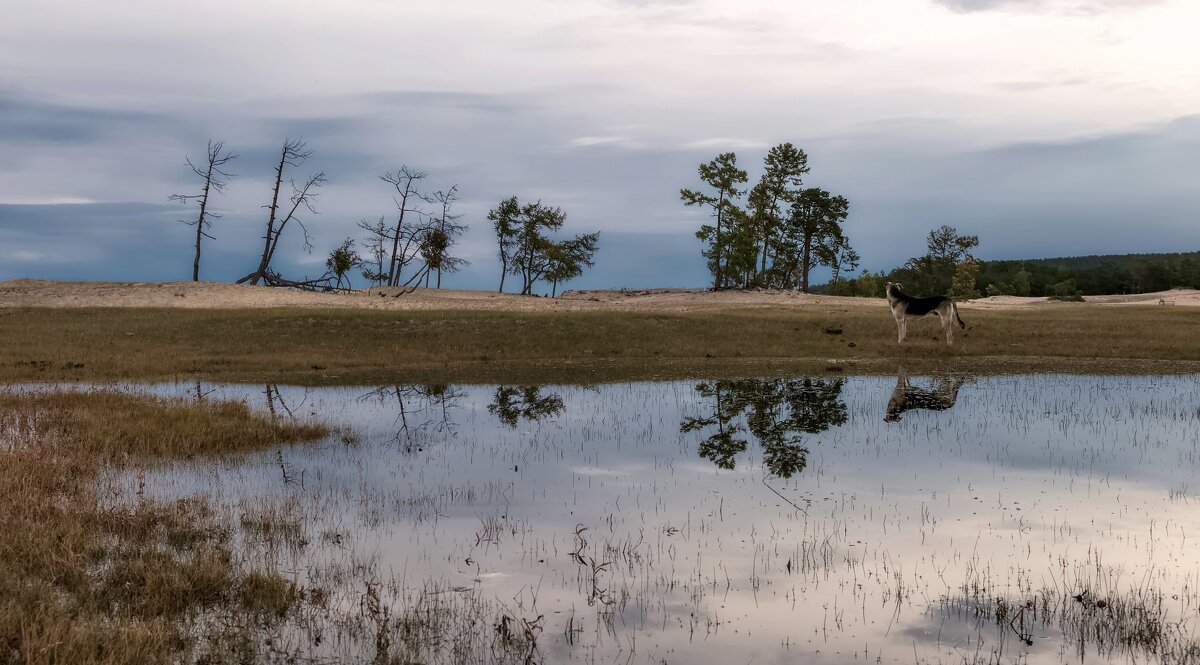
[1,0,1198,291]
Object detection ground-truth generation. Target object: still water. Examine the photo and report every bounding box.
[133,375,1200,663]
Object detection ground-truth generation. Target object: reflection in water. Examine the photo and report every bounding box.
[124,376,1200,663]
[488,385,565,427]
[263,383,311,419]
[359,384,464,449]
[681,378,848,478]
[884,372,966,422]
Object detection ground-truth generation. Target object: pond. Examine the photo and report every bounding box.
[127,374,1200,663]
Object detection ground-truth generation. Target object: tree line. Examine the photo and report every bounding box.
[171,137,598,294]
[817,230,1200,300]
[681,143,857,292]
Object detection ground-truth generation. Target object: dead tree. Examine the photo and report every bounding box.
[358,216,390,286]
[236,138,326,286]
[380,167,431,287]
[170,139,236,281]
[429,185,469,288]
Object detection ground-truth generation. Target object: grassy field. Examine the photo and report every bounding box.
[1,304,1198,384]
[0,391,329,664]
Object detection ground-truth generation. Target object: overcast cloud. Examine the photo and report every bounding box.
[1,0,1197,290]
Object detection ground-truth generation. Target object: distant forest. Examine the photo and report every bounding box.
[818,251,1200,298]
[977,252,1200,296]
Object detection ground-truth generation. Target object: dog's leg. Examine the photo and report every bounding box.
[942,311,954,345]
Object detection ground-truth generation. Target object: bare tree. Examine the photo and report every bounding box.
[358,216,390,286]
[170,139,236,281]
[380,167,431,287]
[429,185,469,288]
[236,138,326,286]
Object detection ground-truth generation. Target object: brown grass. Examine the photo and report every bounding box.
[1,305,1199,384]
[0,391,328,664]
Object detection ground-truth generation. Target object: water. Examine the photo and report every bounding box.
[128,375,1200,663]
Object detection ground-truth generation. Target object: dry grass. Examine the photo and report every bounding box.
[1,304,1199,384]
[0,391,328,665]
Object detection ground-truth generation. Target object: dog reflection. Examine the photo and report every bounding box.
[885,373,965,422]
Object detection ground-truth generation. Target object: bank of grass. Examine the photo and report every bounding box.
[1,304,1199,384]
[0,390,328,664]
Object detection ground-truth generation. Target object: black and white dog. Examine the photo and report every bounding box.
[884,282,966,345]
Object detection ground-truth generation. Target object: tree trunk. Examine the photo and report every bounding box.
[192,167,212,282]
[387,184,415,287]
[714,192,725,290]
[251,148,287,285]
[238,149,286,285]
[801,232,812,294]
[387,226,402,287]
[498,256,507,293]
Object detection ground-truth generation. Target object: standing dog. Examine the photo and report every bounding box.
[884,282,966,344]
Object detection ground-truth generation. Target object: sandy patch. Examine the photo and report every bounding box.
[1,279,1194,312]
[0,280,883,312]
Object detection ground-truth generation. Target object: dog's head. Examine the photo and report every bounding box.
[885,282,902,296]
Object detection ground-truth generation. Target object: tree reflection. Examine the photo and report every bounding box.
[359,384,464,450]
[488,385,565,428]
[681,378,848,478]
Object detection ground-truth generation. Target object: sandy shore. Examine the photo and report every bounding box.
[0,279,1196,311]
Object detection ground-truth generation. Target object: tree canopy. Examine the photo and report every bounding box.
[682,144,853,292]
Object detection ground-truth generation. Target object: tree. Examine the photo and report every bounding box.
[490,196,521,293]
[948,259,980,302]
[545,232,599,297]
[325,238,362,291]
[357,216,390,285]
[237,138,326,286]
[782,188,851,292]
[170,139,236,281]
[927,224,979,265]
[428,186,469,288]
[681,152,748,289]
[380,167,433,287]
[896,225,980,295]
[753,143,809,281]
[1010,265,1031,296]
[490,197,599,295]
[828,237,860,285]
[683,145,852,291]
[513,202,566,295]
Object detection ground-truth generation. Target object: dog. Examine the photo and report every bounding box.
[884,372,965,422]
[884,282,966,345]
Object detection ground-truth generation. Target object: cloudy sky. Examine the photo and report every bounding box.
[2,0,1197,290]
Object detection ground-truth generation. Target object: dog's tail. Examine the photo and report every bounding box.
[954,302,966,329]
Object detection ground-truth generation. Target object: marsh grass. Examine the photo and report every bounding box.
[2,305,1199,385]
[938,560,1200,663]
[0,391,327,664]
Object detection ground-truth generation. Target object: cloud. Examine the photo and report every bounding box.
[934,0,1166,14]
[806,114,1200,268]
[682,138,770,151]
[0,93,179,145]
[568,136,643,148]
